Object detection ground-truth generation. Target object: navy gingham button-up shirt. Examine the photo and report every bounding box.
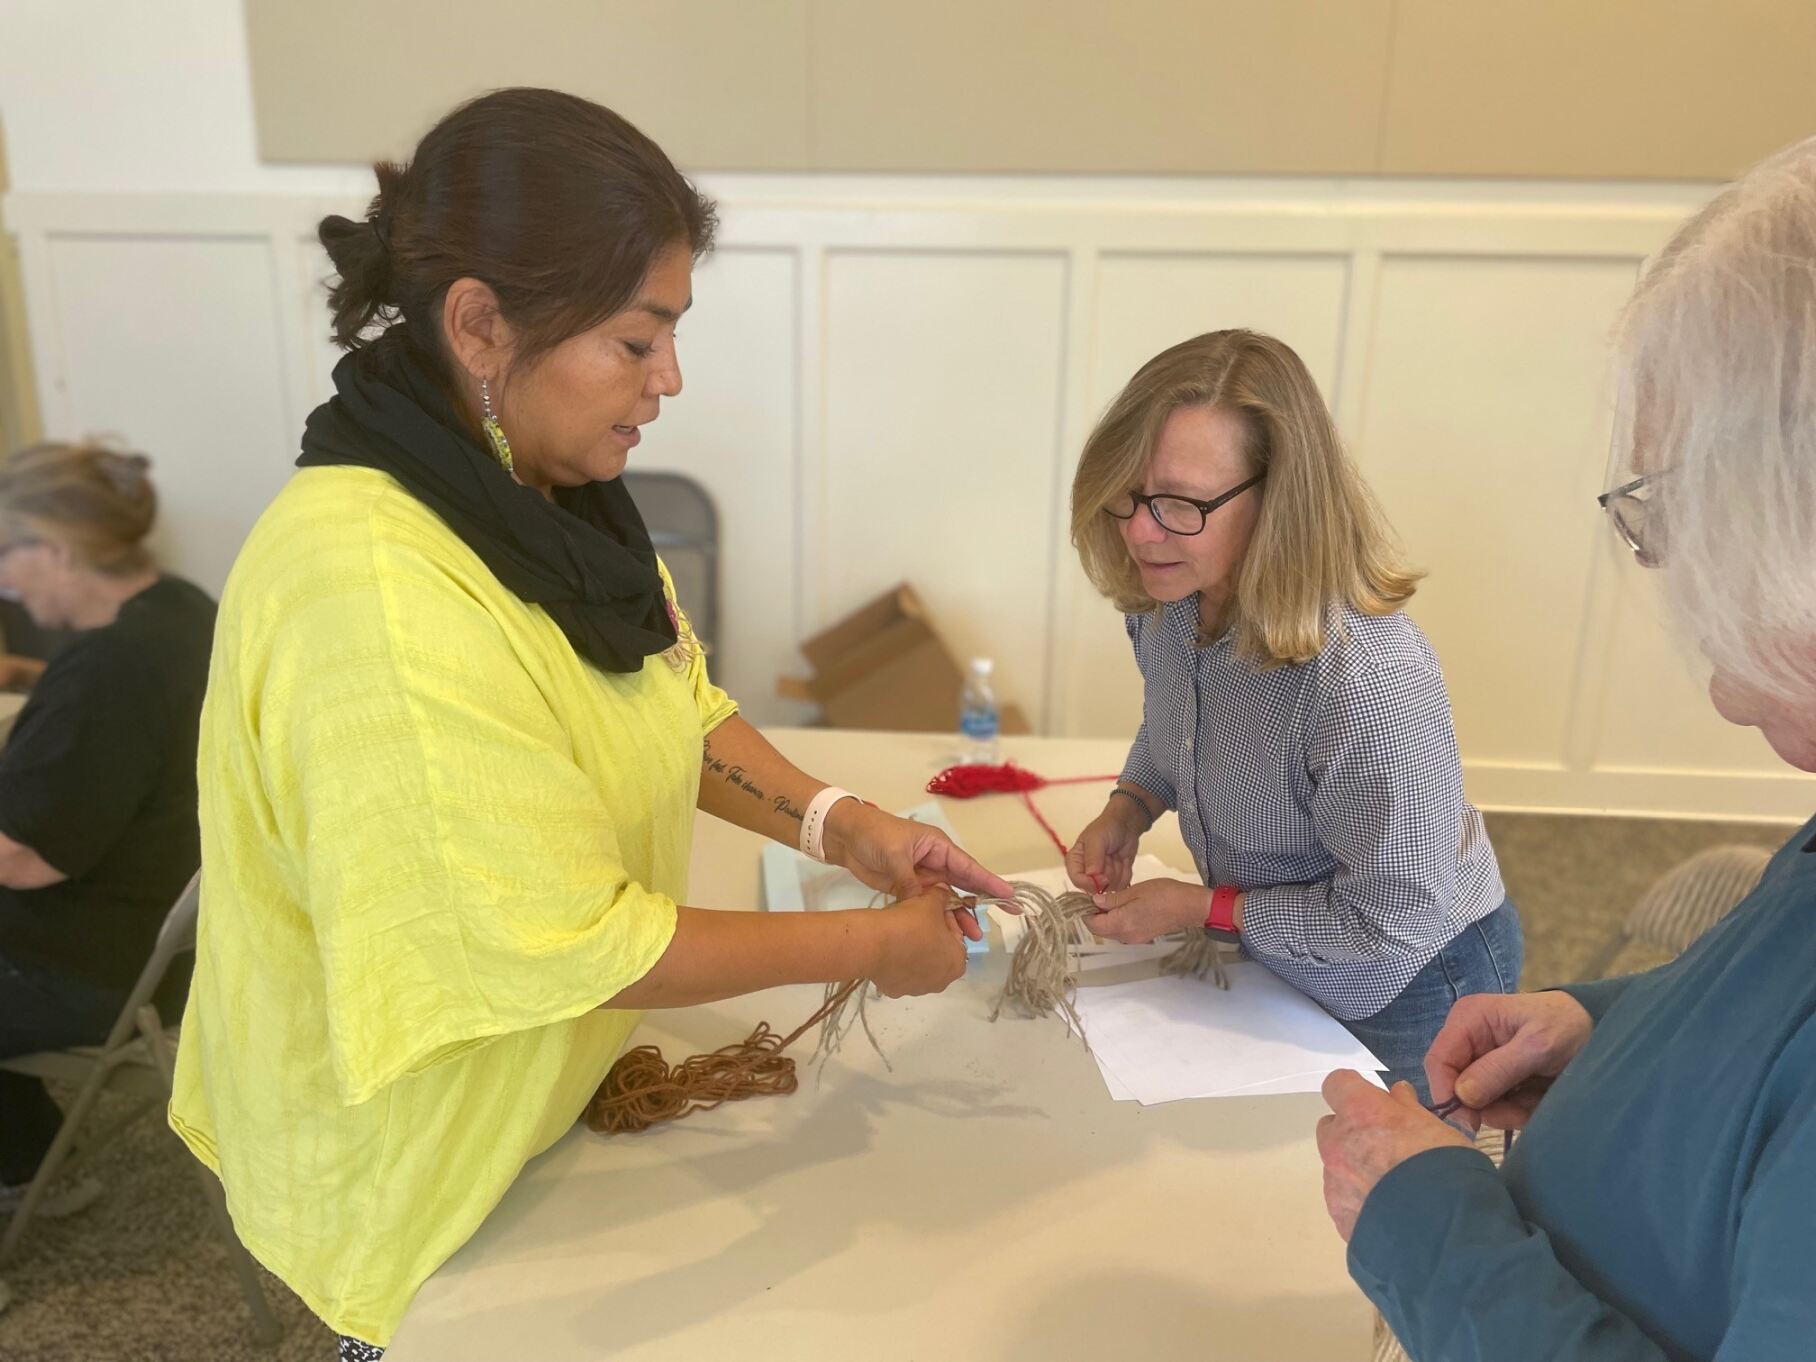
[1120,599,1504,1020]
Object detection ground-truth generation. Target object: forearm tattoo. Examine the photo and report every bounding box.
[704,737,804,823]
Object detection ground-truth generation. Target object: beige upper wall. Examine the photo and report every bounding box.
[246,0,1816,178]
[1382,0,1816,178]
[245,0,814,171]
[0,128,43,452]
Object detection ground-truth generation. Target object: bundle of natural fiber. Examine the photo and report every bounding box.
[1159,929,1232,990]
[587,877,1233,1135]
[585,978,868,1135]
[984,883,1233,1039]
[985,881,1098,1033]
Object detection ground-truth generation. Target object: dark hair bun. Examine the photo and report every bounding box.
[318,161,406,348]
[315,90,716,368]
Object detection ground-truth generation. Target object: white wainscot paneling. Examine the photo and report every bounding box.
[629,246,805,724]
[818,249,1068,729]
[1087,252,1351,408]
[1581,561,1812,819]
[1354,254,1639,776]
[43,234,297,595]
[12,180,1810,820]
[1058,252,1352,741]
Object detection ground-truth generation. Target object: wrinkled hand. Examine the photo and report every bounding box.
[825,803,1013,932]
[1424,991,1594,1132]
[1316,1072,1472,1242]
[1083,877,1206,944]
[1065,798,1146,894]
[869,888,969,997]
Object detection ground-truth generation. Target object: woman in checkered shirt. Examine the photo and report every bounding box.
[1065,329,1520,1101]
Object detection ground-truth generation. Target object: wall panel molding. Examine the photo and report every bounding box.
[8,177,1808,820]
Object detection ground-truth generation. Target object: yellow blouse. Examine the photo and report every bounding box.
[169,466,736,1344]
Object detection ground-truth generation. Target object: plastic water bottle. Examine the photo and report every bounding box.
[959,657,1001,764]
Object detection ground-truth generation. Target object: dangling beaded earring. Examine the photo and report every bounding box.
[479,376,514,472]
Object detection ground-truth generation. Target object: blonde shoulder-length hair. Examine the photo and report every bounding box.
[1071,329,1418,666]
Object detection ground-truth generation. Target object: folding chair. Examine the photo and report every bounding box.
[0,873,281,1344]
[1581,843,1771,979]
[623,470,722,666]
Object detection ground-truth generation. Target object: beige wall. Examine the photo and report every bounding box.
[246,0,1816,178]
[0,129,42,453]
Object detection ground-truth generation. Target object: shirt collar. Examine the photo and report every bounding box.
[1166,594,1233,649]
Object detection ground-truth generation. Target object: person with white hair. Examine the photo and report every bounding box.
[1313,134,1816,1359]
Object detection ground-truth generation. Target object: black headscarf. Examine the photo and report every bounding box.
[296,331,676,673]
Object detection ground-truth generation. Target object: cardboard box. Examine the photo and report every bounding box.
[778,583,1031,733]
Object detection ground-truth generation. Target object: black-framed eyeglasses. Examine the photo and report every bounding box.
[1104,473,1264,537]
[1596,470,1667,568]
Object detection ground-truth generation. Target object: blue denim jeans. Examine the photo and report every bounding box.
[0,951,125,1185]
[1338,898,1524,1105]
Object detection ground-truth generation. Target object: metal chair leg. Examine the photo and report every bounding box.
[137,1007,283,1346]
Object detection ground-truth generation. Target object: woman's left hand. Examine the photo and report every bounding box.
[1316,1071,1472,1242]
[824,803,1014,927]
[1085,877,1212,943]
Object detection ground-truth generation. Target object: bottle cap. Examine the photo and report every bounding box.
[968,657,994,675]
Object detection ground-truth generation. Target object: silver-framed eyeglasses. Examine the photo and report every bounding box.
[1104,473,1265,536]
[1596,470,1667,567]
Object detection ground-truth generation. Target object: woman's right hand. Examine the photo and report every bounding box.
[1066,794,1148,894]
[1424,991,1595,1131]
[867,889,969,998]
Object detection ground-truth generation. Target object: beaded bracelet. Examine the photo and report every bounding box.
[1108,786,1156,828]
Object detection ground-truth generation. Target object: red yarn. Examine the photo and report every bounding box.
[927,762,1049,797]
[926,762,1119,860]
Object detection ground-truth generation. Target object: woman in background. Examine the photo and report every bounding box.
[0,441,215,1213]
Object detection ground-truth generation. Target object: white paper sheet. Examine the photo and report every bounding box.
[996,856,1386,1103]
[1071,967,1387,1105]
[1096,1062,1384,1102]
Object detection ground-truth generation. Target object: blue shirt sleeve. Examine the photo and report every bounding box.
[1558,975,1641,1024]
[1119,719,1177,811]
[1349,1147,1670,1361]
[1239,662,1465,966]
[1118,612,1178,810]
[1351,1032,1816,1362]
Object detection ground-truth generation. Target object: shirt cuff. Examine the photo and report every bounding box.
[1233,881,1318,960]
[1348,1144,1504,1317]
[1118,756,1176,811]
[1555,977,1631,1025]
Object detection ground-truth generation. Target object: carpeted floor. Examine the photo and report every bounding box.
[0,812,1798,1361]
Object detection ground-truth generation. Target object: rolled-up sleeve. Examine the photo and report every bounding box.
[1120,718,1177,811]
[1239,663,1463,980]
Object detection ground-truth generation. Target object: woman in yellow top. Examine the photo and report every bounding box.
[169,88,1011,1359]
